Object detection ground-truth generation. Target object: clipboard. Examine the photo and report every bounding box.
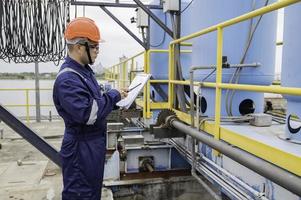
[116,73,151,109]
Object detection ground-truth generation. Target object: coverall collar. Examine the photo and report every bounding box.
[62,56,94,78]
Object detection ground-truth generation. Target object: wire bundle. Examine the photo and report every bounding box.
[0,0,70,65]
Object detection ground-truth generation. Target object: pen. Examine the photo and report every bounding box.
[128,83,142,92]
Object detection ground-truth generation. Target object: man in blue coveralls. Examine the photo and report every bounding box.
[53,17,127,199]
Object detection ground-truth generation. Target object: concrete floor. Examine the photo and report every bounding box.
[0,120,214,200]
[0,121,64,200]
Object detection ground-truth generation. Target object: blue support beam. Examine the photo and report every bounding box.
[0,105,62,168]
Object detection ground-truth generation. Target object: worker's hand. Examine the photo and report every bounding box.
[119,88,128,99]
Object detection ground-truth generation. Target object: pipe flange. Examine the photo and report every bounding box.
[165,115,177,129]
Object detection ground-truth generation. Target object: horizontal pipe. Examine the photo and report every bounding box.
[199,154,266,199]
[170,119,301,196]
[149,49,192,53]
[149,80,169,83]
[170,80,191,86]
[170,139,260,199]
[119,52,144,64]
[71,1,163,9]
[217,83,301,96]
[170,80,301,96]
[190,63,260,71]
[130,70,144,73]
[191,171,222,200]
[180,42,193,46]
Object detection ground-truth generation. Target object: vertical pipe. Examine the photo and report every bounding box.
[190,71,194,127]
[115,65,118,88]
[117,64,122,88]
[189,69,196,177]
[214,28,223,140]
[143,51,148,118]
[188,67,222,200]
[130,58,134,82]
[146,50,151,118]
[35,62,41,122]
[147,15,150,50]
[122,61,127,88]
[25,89,30,123]
[168,45,172,109]
[168,44,175,109]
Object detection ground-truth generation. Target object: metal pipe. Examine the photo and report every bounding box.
[170,140,223,199]
[191,171,222,200]
[170,139,257,200]
[199,154,266,199]
[169,119,301,196]
[171,80,301,96]
[189,68,196,178]
[145,162,154,173]
[190,62,260,70]
[71,1,163,9]
[35,62,41,123]
[189,68,223,200]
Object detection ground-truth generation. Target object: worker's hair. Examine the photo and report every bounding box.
[66,37,88,53]
[67,44,76,52]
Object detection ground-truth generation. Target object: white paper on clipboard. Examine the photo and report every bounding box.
[116,73,151,109]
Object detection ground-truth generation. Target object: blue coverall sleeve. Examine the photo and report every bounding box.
[57,78,93,124]
[96,89,121,119]
[57,77,121,125]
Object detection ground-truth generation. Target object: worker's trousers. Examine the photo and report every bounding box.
[61,132,106,200]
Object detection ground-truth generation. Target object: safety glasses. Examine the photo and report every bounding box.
[78,42,99,51]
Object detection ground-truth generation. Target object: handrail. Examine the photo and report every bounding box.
[0,88,54,123]
[104,51,145,88]
[105,49,192,118]
[171,0,301,44]
[168,0,301,140]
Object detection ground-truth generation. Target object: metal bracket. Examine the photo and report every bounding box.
[0,105,61,167]
[133,0,174,37]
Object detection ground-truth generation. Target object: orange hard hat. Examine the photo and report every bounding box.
[64,17,101,43]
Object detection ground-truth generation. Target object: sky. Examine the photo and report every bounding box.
[0,0,151,73]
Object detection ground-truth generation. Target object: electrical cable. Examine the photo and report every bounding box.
[181,0,194,14]
[225,0,269,116]
[225,0,257,116]
[170,11,187,111]
[150,13,167,47]
[202,69,216,82]
[0,0,70,65]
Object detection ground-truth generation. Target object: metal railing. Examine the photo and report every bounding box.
[104,0,301,123]
[104,49,192,118]
[104,51,144,88]
[103,0,301,176]
[0,88,54,123]
[168,0,301,140]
